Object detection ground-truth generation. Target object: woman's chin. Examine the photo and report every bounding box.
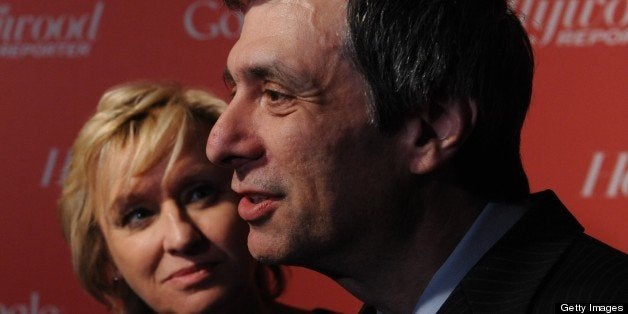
[147,286,232,313]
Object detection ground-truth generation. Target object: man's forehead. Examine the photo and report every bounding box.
[265,0,315,8]
[250,0,329,10]
[227,0,349,86]
[239,0,348,48]
[245,0,346,25]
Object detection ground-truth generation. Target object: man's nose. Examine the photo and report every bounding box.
[206,98,263,169]
[162,203,204,256]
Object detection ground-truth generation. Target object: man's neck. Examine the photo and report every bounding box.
[331,184,486,313]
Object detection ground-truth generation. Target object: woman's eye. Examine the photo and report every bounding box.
[184,184,217,205]
[121,206,154,227]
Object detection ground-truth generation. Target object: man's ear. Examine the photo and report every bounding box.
[400,99,477,174]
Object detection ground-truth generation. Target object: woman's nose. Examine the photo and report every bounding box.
[162,203,205,256]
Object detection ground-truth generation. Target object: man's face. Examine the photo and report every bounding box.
[207,0,407,267]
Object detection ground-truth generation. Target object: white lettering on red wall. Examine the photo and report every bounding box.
[582,151,628,198]
[40,148,70,188]
[184,0,243,41]
[0,2,104,58]
[511,0,628,46]
[0,292,60,314]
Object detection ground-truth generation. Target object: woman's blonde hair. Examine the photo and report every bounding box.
[59,82,285,312]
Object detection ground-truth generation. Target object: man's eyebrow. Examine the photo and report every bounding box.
[233,61,315,90]
[250,62,303,84]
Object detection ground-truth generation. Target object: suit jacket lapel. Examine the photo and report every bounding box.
[439,191,583,313]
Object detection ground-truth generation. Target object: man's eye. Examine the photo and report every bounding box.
[121,206,154,227]
[261,88,296,115]
[228,86,237,100]
[265,89,288,102]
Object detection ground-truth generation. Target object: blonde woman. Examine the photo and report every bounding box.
[59,82,313,313]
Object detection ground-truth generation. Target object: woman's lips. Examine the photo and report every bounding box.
[237,194,280,222]
[164,262,217,289]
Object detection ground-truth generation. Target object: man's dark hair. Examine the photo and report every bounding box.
[223,0,534,201]
[346,0,534,200]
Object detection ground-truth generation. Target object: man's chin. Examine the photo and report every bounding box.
[249,247,291,265]
[247,240,304,266]
[253,255,281,265]
[247,232,288,264]
[246,229,320,266]
[250,245,322,269]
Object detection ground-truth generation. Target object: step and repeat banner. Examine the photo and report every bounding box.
[0,1,625,313]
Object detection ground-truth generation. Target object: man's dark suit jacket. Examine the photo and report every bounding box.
[361,190,628,313]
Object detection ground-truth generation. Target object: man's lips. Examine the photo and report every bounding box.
[237,193,282,222]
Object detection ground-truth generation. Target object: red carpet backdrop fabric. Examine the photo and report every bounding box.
[0,1,625,313]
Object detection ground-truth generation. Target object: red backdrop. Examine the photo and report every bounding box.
[0,1,625,313]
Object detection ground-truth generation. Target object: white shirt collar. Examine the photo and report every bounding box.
[411,201,527,314]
